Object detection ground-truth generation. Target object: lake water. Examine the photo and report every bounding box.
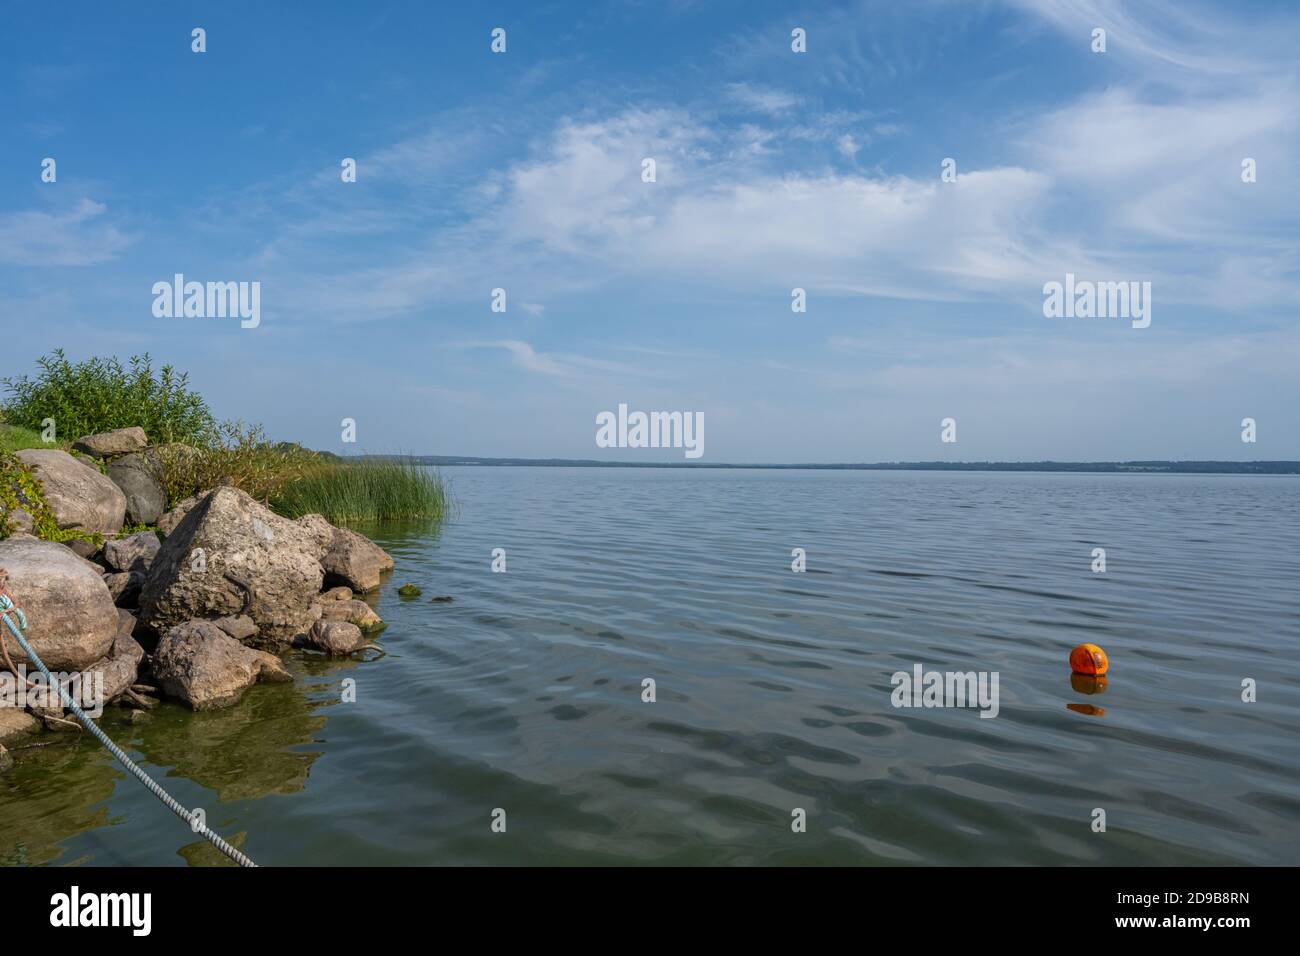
[3,467,1299,866]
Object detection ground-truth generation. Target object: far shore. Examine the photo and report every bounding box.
[371,455,1300,475]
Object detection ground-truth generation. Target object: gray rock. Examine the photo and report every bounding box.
[13,449,126,534]
[80,634,146,705]
[295,514,335,561]
[104,531,162,573]
[0,538,118,670]
[320,586,354,602]
[156,491,210,537]
[116,608,139,636]
[72,427,149,459]
[318,598,384,634]
[152,620,291,710]
[5,508,34,535]
[107,454,166,525]
[213,614,258,643]
[0,707,39,746]
[139,487,324,645]
[63,537,99,559]
[300,620,368,655]
[321,527,394,592]
[104,570,144,607]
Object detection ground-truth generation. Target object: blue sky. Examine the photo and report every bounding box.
[2,0,1297,462]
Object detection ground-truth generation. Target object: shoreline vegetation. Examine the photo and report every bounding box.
[0,351,446,768]
[377,455,1300,474]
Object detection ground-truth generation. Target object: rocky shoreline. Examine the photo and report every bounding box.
[0,427,393,765]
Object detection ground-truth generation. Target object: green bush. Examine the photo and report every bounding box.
[2,349,216,445]
[270,458,447,524]
[153,421,325,507]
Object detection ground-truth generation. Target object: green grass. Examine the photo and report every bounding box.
[269,458,447,524]
[0,423,53,453]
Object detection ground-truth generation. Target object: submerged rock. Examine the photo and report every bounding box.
[0,707,39,746]
[0,538,117,671]
[299,620,368,655]
[72,427,149,459]
[318,598,384,634]
[398,583,421,598]
[14,449,126,535]
[139,486,324,645]
[152,620,291,711]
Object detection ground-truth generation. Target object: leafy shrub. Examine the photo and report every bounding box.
[2,349,216,445]
[153,421,325,507]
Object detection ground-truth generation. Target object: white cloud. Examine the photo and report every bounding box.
[0,198,130,266]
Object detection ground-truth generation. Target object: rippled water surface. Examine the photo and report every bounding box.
[3,467,1299,866]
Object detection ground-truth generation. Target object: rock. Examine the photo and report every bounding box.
[72,427,149,459]
[294,514,335,561]
[104,531,162,573]
[14,449,126,534]
[318,598,385,634]
[81,634,146,704]
[398,583,421,598]
[429,595,454,603]
[63,537,99,559]
[321,527,394,592]
[107,454,167,525]
[152,620,292,711]
[321,586,354,602]
[104,570,144,607]
[300,620,368,655]
[0,538,117,670]
[156,491,210,537]
[0,745,10,772]
[5,508,34,535]
[139,487,324,644]
[213,614,258,643]
[116,608,139,635]
[0,707,39,746]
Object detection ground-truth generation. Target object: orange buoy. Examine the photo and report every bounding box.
[1070,643,1108,676]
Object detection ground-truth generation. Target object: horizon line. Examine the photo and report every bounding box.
[344,455,1300,475]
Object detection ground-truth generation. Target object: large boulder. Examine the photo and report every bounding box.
[320,527,394,592]
[107,454,166,525]
[294,514,335,561]
[157,491,209,537]
[138,487,324,644]
[152,620,291,710]
[72,427,149,459]
[0,538,118,670]
[13,449,126,534]
[103,531,161,573]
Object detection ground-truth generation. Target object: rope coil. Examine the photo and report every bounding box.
[0,580,257,868]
